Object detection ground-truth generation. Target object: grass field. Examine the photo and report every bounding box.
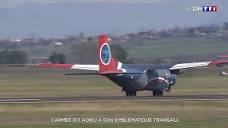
[0,101,228,128]
[0,67,228,128]
[128,37,228,58]
[17,37,228,63]
[0,67,227,98]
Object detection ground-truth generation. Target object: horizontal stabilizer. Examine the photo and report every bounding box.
[71,64,99,71]
[65,73,100,75]
[37,63,73,69]
[37,63,99,70]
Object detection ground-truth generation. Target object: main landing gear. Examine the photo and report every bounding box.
[125,91,137,96]
[123,89,164,97]
[152,90,164,97]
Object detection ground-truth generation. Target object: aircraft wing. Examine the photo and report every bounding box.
[71,64,99,71]
[37,63,99,71]
[38,61,212,71]
[169,61,211,70]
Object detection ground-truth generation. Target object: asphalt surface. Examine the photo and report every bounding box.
[0,95,228,104]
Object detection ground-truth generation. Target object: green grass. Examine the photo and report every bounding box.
[128,37,228,58]
[12,37,228,62]
[0,67,227,98]
[0,101,228,127]
[0,67,120,98]
[0,67,228,127]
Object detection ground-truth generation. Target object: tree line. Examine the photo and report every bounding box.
[49,42,128,64]
[0,49,28,64]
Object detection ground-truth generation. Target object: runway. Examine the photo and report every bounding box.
[0,95,228,104]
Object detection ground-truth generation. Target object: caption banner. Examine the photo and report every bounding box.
[51,117,179,123]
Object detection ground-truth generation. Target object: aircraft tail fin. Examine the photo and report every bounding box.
[98,34,122,74]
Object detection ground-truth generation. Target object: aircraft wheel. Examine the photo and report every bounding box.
[158,90,164,96]
[153,90,164,97]
[156,91,160,96]
[133,91,137,96]
[153,91,156,96]
[125,91,130,96]
[126,91,136,96]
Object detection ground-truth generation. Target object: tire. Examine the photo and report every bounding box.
[126,91,130,96]
[153,91,156,96]
[156,91,159,96]
[133,91,137,96]
[129,93,133,96]
[126,91,137,97]
[159,90,164,96]
[153,90,164,97]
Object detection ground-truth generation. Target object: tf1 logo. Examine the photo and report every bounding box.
[187,6,217,12]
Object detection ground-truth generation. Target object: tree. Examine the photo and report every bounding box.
[110,44,128,63]
[49,52,66,64]
[69,41,97,63]
[69,42,128,63]
[0,49,28,64]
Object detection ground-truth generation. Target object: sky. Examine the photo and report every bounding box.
[0,0,227,39]
[0,0,165,8]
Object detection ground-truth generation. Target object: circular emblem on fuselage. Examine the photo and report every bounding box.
[100,43,111,65]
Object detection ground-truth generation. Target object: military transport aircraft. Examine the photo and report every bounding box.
[38,34,215,97]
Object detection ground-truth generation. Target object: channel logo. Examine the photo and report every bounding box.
[203,6,217,12]
[187,6,217,12]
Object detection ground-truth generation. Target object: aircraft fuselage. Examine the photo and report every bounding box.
[104,64,176,96]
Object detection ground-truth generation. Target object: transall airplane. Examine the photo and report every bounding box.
[38,34,215,97]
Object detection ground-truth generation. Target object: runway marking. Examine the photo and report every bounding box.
[32,99,228,104]
[0,99,41,102]
[0,98,228,104]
